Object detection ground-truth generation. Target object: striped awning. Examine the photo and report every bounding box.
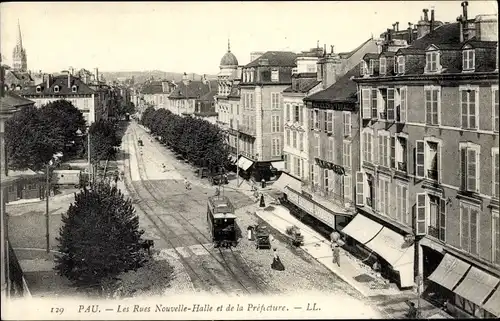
[428,254,471,291]
[454,267,499,307]
[237,156,254,171]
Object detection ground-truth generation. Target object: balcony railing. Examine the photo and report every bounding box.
[397,161,407,172]
[428,225,439,239]
[366,197,373,208]
[427,169,438,181]
[238,125,256,136]
[379,112,387,120]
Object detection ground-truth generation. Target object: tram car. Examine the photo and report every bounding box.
[207,196,238,248]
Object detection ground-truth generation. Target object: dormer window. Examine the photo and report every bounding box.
[72,85,78,93]
[463,49,475,71]
[425,51,440,73]
[271,69,279,82]
[54,85,60,93]
[36,86,42,93]
[379,57,387,75]
[360,61,368,76]
[395,56,405,74]
[369,60,375,75]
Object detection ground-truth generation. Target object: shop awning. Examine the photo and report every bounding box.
[341,214,383,244]
[237,156,254,171]
[454,267,499,307]
[273,172,302,193]
[483,287,500,317]
[428,253,471,291]
[364,227,415,288]
[271,161,285,171]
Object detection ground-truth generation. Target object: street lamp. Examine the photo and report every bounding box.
[45,152,63,253]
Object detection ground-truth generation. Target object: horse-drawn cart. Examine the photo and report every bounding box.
[285,225,304,247]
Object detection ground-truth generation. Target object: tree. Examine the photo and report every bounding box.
[87,119,121,164]
[55,182,147,289]
[5,106,65,171]
[40,100,87,153]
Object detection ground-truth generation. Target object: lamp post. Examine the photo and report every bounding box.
[236,120,240,188]
[45,152,63,253]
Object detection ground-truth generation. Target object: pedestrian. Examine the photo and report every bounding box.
[114,174,119,185]
[331,242,340,267]
[184,178,191,190]
[162,163,166,172]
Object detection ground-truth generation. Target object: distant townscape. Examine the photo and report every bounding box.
[0,2,499,320]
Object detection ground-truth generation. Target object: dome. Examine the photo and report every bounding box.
[220,51,238,67]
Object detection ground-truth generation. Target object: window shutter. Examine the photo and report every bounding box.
[362,89,371,119]
[416,140,425,178]
[470,208,478,255]
[439,198,446,242]
[467,148,477,192]
[323,111,328,132]
[344,113,351,136]
[378,135,384,165]
[461,90,468,129]
[400,87,407,123]
[460,147,468,190]
[355,172,364,206]
[416,193,427,236]
[387,88,395,121]
[390,136,396,168]
[308,109,313,130]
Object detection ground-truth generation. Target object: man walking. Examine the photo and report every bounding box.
[331,241,340,267]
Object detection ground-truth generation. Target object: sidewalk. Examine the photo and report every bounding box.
[253,204,452,319]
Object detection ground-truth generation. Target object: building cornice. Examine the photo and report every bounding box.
[353,72,499,84]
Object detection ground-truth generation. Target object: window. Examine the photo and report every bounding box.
[387,88,395,121]
[271,115,280,133]
[371,89,378,118]
[284,154,288,171]
[248,93,254,109]
[84,99,89,109]
[313,134,320,157]
[395,135,408,172]
[292,131,297,149]
[426,51,440,72]
[316,135,321,158]
[460,202,480,255]
[271,138,281,157]
[54,85,60,93]
[395,184,409,225]
[328,138,334,162]
[397,87,407,123]
[36,86,42,93]
[493,149,499,198]
[343,112,351,137]
[313,165,319,186]
[72,85,77,93]
[378,132,390,167]
[310,165,315,185]
[361,88,371,119]
[307,64,316,73]
[285,104,291,122]
[425,86,440,125]
[378,176,390,216]
[324,169,329,193]
[326,111,333,134]
[416,139,441,181]
[271,69,279,82]
[396,56,405,74]
[363,129,373,164]
[460,87,478,130]
[463,49,475,71]
[493,210,500,264]
[344,174,352,202]
[286,129,290,146]
[369,59,375,75]
[355,172,364,206]
[343,141,351,169]
[299,132,304,151]
[493,86,499,132]
[360,61,367,76]
[314,110,319,130]
[294,105,300,122]
[460,143,480,193]
[295,157,301,177]
[379,57,387,75]
[429,195,446,241]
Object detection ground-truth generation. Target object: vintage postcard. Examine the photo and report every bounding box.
[0,1,498,320]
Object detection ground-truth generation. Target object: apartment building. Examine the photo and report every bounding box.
[237,51,296,181]
[141,80,175,110]
[167,73,216,117]
[214,42,242,165]
[351,4,499,318]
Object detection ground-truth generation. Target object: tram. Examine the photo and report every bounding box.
[207,195,238,248]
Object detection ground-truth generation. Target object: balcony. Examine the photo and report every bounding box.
[397,161,407,172]
[238,125,256,136]
[395,106,405,123]
[379,112,387,120]
[427,169,438,181]
[428,225,439,239]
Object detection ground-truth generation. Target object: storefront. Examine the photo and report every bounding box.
[428,252,499,318]
[340,213,415,289]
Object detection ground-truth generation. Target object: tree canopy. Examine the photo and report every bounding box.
[5,106,65,171]
[55,182,147,288]
[87,119,121,163]
[140,108,228,172]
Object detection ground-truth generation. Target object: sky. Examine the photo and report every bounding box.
[1,1,498,75]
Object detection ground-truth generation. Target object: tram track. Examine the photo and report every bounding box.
[128,125,273,295]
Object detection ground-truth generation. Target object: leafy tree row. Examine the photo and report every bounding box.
[5,99,121,172]
[140,107,229,173]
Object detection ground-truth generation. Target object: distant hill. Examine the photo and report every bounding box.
[100,70,218,84]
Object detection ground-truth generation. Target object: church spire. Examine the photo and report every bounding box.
[228,38,231,52]
[17,19,23,49]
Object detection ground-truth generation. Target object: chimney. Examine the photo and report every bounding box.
[457,15,464,43]
[330,45,334,54]
[93,68,99,84]
[67,71,71,88]
[475,14,498,41]
[461,1,470,41]
[69,66,74,75]
[396,22,399,31]
[392,23,397,31]
[430,9,435,32]
[423,8,429,21]
[408,22,413,43]
[462,1,468,22]
[45,73,52,88]
[323,44,326,57]
[417,9,432,39]
[387,28,393,42]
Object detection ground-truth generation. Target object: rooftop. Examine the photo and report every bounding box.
[245,51,297,68]
[304,65,359,103]
[21,75,95,96]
